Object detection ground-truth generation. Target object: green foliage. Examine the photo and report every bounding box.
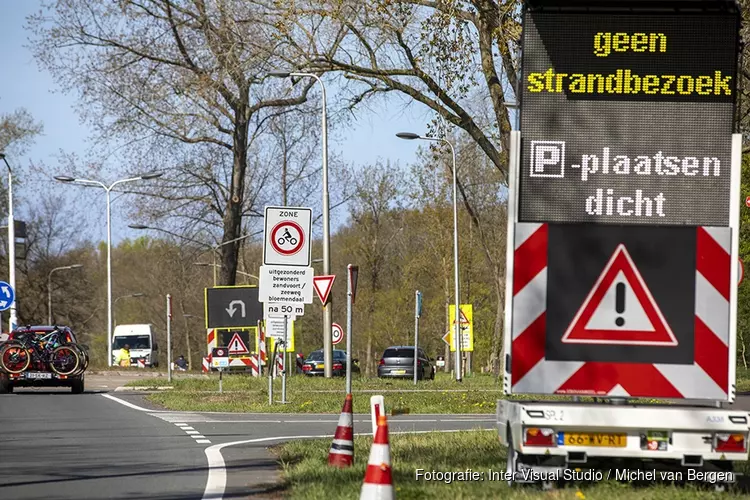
[738,154,750,369]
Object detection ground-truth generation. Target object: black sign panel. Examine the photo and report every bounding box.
[205,287,263,329]
[519,10,739,226]
[545,224,695,364]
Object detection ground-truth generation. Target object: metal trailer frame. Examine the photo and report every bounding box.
[497,399,749,488]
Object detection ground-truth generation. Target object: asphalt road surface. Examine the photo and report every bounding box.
[0,377,495,500]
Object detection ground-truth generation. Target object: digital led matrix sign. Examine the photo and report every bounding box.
[518,11,739,226]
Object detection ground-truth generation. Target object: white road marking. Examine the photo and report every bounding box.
[193,435,206,439]
[174,423,188,427]
[100,393,167,412]
[186,430,200,435]
[196,439,211,444]
[202,429,486,500]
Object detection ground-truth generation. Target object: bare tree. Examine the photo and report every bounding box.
[27,0,335,284]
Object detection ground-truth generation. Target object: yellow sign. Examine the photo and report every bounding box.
[256,321,295,357]
[446,304,473,352]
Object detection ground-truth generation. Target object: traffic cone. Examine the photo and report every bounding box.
[328,393,354,467]
[360,415,394,500]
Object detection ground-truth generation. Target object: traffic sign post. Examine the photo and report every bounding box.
[205,286,262,329]
[345,264,356,394]
[167,294,172,383]
[211,347,229,393]
[414,290,422,385]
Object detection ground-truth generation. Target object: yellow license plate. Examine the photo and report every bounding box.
[563,433,626,447]
[316,363,324,369]
[392,369,406,375]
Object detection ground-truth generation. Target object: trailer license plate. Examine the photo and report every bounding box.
[25,372,53,380]
[562,433,626,447]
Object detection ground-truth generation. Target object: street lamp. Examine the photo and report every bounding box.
[47,264,83,324]
[55,172,163,366]
[129,224,263,286]
[113,292,146,326]
[397,131,463,382]
[270,70,334,377]
[1,154,17,331]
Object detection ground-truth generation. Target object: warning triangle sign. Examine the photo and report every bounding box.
[313,275,336,304]
[561,244,677,346]
[228,332,250,354]
[455,308,470,326]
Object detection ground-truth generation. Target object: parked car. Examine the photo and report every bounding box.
[302,349,360,377]
[377,346,435,380]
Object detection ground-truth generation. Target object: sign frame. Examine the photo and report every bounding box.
[204,286,263,330]
[262,206,312,267]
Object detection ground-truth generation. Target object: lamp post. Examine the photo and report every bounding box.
[269,70,333,377]
[396,132,463,382]
[1,154,17,331]
[113,292,146,326]
[55,172,163,366]
[47,264,83,324]
[129,224,263,286]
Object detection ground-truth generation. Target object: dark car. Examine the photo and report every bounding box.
[377,346,435,380]
[302,349,360,377]
[0,325,88,394]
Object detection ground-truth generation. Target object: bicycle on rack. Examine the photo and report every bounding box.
[0,328,82,376]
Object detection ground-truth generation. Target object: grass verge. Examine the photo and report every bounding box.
[130,368,750,414]
[275,430,750,499]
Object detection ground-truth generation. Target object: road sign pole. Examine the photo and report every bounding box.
[167,294,172,383]
[219,368,223,394]
[268,345,274,405]
[346,265,353,394]
[282,316,288,404]
[413,290,420,385]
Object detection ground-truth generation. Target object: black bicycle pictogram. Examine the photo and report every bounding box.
[277,228,298,246]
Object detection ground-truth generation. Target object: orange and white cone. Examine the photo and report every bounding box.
[360,415,394,500]
[328,393,355,467]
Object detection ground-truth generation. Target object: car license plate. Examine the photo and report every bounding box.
[316,363,324,369]
[392,369,406,375]
[25,372,53,380]
[561,432,626,447]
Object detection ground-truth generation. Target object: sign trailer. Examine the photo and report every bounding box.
[498,0,747,486]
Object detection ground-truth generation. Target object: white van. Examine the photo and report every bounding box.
[112,324,159,367]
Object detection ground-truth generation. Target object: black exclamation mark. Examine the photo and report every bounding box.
[615,283,626,327]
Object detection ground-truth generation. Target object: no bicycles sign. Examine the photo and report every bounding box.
[263,206,312,267]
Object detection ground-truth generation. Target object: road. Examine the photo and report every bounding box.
[0,374,496,500]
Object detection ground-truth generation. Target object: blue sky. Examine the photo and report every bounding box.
[0,2,429,244]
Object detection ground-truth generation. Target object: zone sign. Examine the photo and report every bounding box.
[263,206,312,267]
